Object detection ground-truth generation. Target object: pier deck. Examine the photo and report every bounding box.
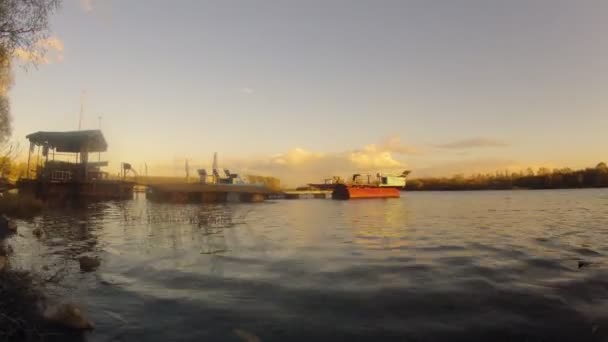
[146,183,275,203]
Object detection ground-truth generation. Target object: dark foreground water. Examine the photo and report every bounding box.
[7,189,608,341]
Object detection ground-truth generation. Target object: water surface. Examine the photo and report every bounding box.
[9,189,608,341]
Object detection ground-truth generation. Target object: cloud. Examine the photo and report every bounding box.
[231,147,407,187]
[80,0,94,13]
[14,36,65,64]
[435,137,509,149]
[239,87,254,94]
[360,136,419,155]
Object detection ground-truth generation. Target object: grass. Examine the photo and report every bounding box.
[0,193,44,219]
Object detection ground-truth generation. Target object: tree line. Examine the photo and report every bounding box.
[405,162,608,191]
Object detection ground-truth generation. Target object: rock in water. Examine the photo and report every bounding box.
[578,260,592,269]
[0,255,7,272]
[46,303,94,330]
[78,256,101,272]
[0,214,16,236]
[32,227,46,238]
[0,214,8,230]
[234,329,261,342]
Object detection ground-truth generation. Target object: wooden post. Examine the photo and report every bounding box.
[26,142,32,179]
[35,145,40,178]
[44,144,49,164]
[81,142,89,181]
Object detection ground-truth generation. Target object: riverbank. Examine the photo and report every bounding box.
[0,193,44,220]
[0,202,93,341]
[405,163,608,191]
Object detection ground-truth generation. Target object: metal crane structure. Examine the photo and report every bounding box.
[197,152,243,185]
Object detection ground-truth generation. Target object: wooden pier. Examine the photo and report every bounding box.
[146,183,276,203]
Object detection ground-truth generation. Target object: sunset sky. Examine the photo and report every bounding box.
[9,0,608,185]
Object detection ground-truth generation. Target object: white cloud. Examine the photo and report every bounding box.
[239,87,254,94]
[14,36,65,64]
[80,0,94,13]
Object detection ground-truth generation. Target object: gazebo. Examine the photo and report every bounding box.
[25,130,109,182]
[18,129,134,200]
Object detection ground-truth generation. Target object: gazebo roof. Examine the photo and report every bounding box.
[26,130,108,153]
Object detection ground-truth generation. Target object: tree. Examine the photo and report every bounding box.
[0,1,61,54]
[0,0,61,142]
[537,167,551,176]
[0,46,11,143]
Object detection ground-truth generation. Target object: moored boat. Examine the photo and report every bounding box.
[331,170,410,200]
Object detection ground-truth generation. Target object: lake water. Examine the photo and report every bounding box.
[7,189,608,341]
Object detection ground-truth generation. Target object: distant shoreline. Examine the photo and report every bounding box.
[404,163,608,192]
[403,186,608,192]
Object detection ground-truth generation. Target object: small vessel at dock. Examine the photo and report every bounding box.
[332,170,411,200]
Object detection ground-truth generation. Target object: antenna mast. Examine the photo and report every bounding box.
[78,90,86,130]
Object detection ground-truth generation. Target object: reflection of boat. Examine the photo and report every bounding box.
[332,171,411,200]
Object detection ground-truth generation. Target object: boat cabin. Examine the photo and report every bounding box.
[351,170,411,188]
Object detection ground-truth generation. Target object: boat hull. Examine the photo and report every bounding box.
[332,184,401,200]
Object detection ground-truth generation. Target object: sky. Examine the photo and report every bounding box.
[8,0,608,186]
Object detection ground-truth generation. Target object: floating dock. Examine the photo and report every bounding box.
[146,183,275,203]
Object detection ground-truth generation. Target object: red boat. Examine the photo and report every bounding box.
[331,171,410,200]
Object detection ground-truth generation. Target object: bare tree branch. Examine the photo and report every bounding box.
[0,0,61,142]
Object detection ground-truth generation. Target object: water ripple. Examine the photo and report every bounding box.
[5,189,608,341]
